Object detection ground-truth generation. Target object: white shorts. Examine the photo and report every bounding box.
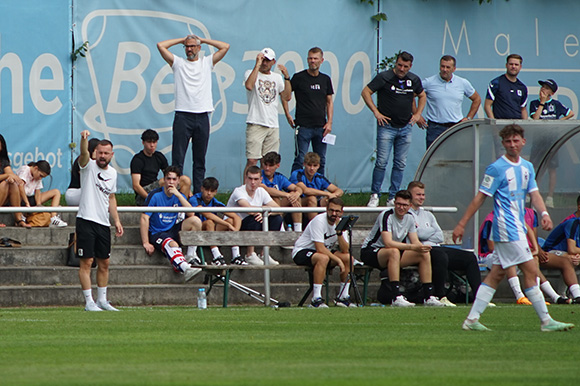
[488,239,533,269]
[245,124,280,159]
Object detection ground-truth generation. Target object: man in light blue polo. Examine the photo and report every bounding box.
[418,55,481,149]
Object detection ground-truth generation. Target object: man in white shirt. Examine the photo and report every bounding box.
[226,166,283,265]
[292,197,353,308]
[157,34,229,193]
[76,130,124,311]
[244,48,291,173]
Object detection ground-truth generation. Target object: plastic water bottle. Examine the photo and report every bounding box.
[197,288,207,309]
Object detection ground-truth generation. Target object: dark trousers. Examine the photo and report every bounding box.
[430,246,481,298]
[171,111,210,194]
[241,214,284,231]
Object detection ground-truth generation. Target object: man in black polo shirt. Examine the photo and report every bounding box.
[130,129,191,205]
[283,47,334,176]
[361,51,426,207]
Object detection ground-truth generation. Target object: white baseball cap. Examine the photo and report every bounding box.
[261,47,276,60]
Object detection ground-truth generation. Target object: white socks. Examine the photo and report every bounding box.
[467,284,495,321]
[508,276,525,300]
[211,247,222,259]
[97,287,107,304]
[312,284,322,300]
[524,285,551,323]
[569,284,580,299]
[540,281,559,302]
[186,246,198,258]
[83,289,94,305]
[231,246,240,259]
[338,281,350,299]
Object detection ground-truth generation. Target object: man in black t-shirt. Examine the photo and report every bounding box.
[130,129,191,205]
[361,51,426,207]
[282,47,334,176]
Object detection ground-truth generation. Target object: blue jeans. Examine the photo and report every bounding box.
[291,126,327,176]
[426,122,448,149]
[371,123,412,198]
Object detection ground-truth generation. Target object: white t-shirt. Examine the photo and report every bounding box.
[244,70,285,128]
[292,212,346,258]
[77,159,117,226]
[409,207,444,246]
[16,165,43,196]
[173,54,215,113]
[226,185,273,220]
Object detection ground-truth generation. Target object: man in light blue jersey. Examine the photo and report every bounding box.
[453,124,574,332]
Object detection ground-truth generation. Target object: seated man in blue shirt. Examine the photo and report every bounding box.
[260,152,303,231]
[541,218,580,304]
[140,166,202,282]
[188,177,242,265]
[290,152,343,221]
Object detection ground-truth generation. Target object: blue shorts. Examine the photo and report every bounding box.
[149,222,183,252]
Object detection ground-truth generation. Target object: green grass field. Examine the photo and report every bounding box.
[1,305,577,385]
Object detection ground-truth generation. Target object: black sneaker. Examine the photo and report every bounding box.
[231,256,249,266]
[556,296,571,304]
[212,256,227,266]
[572,297,580,304]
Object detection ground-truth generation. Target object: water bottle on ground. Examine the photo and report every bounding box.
[197,288,207,309]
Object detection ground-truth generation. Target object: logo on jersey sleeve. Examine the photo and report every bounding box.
[481,174,494,189]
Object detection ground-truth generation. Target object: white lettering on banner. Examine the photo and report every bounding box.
[324,51,340,104]
[442,20,471,55]
[0,52,24,113]
[494,33,510,56]
[232,50,259,115]
[342,52,370,115]
[564,34,579,57]
[150,65,174,114]
[107,42,150,114]
[9,148,63,169]
[29,53,64,115]
[277,50,303,113]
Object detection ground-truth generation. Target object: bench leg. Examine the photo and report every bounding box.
[449,270,469,305]
[362,268,372,306]
[222,270,232,308]
[298,269,314,307]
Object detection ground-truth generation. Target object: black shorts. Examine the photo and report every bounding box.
[76,217,111,259]
[149,222,182,252]
[293,249,316,267]
[360,247,382,269]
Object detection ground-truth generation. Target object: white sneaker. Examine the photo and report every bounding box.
[367,193,379,207]
[50,215,68,228]
[184,267,202,282]
[439,296,457,307]
[245,252,264,265]
[391,295,415,307]
[386,198,395,206]
[424,296,445,307]
[262,254,280,265]
[96,300,119,311]
[545,196,554,208]
[85,302,103,312]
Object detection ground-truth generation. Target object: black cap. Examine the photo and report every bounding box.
[538,79,558,93]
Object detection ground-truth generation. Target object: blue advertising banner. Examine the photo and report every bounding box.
[0,0,71,191]
[72,0,376,192]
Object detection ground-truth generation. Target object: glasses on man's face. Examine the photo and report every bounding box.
[394,202,410,207]
[184,44,200,48]
[328,209,343,214]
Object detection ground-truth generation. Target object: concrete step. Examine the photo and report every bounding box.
[0,265,363,286]
[0,282,382,307]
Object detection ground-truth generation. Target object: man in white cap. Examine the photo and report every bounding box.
[244,48,292,174]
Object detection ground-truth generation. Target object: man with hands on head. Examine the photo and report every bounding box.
[157,33,229,193]
[76,130,124,312]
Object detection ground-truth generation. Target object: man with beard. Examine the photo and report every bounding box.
[76,130,124,311]
[484,54,528,119]
[282,47,334,176]
[292,197,354,308]
[157,34,229,193]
